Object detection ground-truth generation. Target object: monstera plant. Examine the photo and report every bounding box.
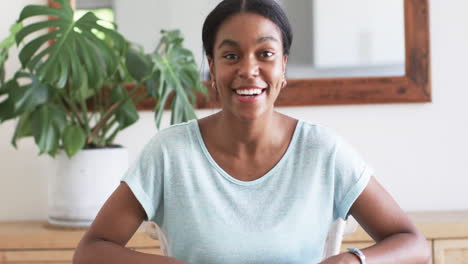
[0,0,207,158]
[0,0,208,227]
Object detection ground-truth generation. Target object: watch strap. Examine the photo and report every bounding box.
[347,248,366,264]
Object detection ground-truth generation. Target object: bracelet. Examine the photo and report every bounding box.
[347,248,366,264]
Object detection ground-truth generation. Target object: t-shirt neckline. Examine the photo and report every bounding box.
[192,119,303,186]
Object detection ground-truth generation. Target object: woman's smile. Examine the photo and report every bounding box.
[233,87,267,103]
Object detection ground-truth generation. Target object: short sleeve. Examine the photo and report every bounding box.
[333,135,373,220]
[121,134,164,222]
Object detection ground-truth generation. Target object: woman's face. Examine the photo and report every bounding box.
[209,13,288,121]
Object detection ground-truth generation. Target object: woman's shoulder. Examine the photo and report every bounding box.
[145,119,198,148]
[295,120,342,150]
[275,113,337,139]
[298,120,338,139]
[157,119,197,136]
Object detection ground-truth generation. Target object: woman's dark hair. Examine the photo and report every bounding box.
[202,0,293,59]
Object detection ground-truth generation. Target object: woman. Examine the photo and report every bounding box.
[73,0,430,263]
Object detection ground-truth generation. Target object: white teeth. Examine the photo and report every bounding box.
[235,88,263,95]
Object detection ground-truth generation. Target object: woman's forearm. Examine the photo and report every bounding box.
[73,238,188,264]
[360,232,431,264]
[322,231,430,264]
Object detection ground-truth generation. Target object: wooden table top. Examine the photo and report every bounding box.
[344,211,468,242]
[0,221,158,250]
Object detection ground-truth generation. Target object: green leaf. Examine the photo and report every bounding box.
[1,23,23,50]
[0,22,23,85]
[111,85,138,129]
[146,30,207,127]
[10,73,49,114]
[145,76,157,98]
[31,105,60,156]
[18,5,71,22]
[75,37,101,88]
[49,104,67,134]
[0,96,16,122]
[125,46,152,82]
[63,124,86,157]
[66,43,88,100]
[11,111,34,148]
[153,87,171,128]
[0,78,16,95]
[16,2,126,96]
[79,29,118,75]
[146,68,163,98]
[55,51,69,89]
[18,31,58,68]
[0,62,4,85]
[25,45,51,71]
[16,19,62,44]
[89,22,125,52]
[116,100,138,130]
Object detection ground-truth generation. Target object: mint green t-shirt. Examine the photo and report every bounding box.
[121,119,372,263]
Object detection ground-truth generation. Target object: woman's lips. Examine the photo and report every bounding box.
[232,88,267,103]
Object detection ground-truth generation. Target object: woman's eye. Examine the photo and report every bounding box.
[223,53,239,60]
[260,51,274,58]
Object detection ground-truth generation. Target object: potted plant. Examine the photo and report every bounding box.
[0,0,207,226]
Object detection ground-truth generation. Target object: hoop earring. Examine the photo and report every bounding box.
[281,73,287,88]
[212,81,219,101]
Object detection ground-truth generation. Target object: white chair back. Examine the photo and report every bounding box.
[322,216,358,259]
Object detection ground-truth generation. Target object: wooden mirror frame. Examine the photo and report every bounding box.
[56,0,430,109]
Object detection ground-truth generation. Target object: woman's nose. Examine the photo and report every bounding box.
[237,56,259,79]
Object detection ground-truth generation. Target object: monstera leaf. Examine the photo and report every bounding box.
[150,30,208,128]
[0,23,22,86]
[15,0,126,99]
[124,30,208,129]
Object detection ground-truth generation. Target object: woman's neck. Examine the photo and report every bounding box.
[213,110,285,157]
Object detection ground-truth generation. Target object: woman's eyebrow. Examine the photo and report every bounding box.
[217,36,279,49]
[218,39,238,49]
[257,35,279,44]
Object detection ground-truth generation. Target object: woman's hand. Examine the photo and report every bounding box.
[319,252,360,264]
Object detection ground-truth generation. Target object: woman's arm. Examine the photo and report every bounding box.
[321,176,431,264]
[73,182,188,264]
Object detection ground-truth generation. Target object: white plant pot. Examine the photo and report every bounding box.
[48,147,128,227]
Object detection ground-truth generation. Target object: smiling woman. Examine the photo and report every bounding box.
[73,0,430,264]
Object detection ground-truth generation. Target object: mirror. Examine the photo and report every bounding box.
[281,0,405,79]
[68,0,431,108]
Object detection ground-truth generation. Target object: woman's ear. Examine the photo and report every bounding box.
[282,55,288,72]
[208,57,215,81]
[208,57,219,99]
[281,55,289,89]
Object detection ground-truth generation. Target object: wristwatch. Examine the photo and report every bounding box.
[347,248,366,264]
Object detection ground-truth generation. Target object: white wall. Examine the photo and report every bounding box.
[113,0,220,72]
[1,0,467,221]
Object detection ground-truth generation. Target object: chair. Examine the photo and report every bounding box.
[145,221,169,256]
[322,216,359,259]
